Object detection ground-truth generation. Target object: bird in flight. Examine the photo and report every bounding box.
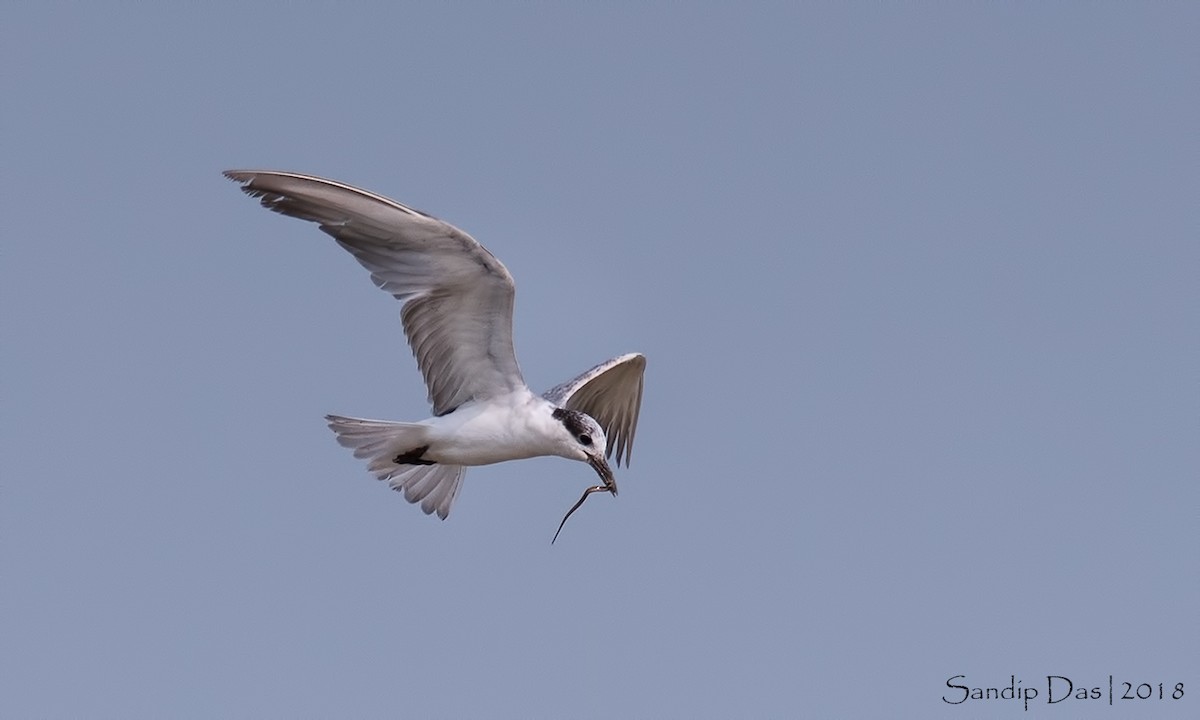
[225,170,646,541]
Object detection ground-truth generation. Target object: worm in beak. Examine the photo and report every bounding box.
[551,455,617,544]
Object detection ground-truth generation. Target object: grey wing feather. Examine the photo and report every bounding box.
[225,170,525,415]
[544,353,646,466]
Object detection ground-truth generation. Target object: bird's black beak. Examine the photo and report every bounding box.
[587,455,618,496]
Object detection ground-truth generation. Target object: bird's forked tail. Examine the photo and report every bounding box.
[325,414,465,519]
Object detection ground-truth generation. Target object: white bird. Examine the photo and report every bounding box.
[225,170,646,541]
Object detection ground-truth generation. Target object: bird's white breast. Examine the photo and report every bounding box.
[422,390,565,466]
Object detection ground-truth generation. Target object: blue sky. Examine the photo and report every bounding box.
[2,3,1196,718]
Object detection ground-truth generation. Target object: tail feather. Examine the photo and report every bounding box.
[423,468,458,515]
[325,414,466,519]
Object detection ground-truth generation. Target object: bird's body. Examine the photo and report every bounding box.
[225,170,645,537]
[370,389,570,467]
[423,390,553,465]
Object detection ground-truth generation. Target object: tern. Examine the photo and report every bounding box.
[225,170,646,541]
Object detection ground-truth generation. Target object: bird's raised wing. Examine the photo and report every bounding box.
[225,170,524,415]
[544,353,646,466]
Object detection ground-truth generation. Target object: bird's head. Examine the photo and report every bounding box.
[551,407,616,495]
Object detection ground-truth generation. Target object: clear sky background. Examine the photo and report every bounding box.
[2,3,1196,718]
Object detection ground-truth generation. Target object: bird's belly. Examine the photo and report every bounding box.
[431,427,546,466]
[425,403,551,466]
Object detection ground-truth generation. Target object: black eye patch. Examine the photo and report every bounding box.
[553,407,596,446]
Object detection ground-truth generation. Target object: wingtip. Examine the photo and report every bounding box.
[614,351,647,370]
